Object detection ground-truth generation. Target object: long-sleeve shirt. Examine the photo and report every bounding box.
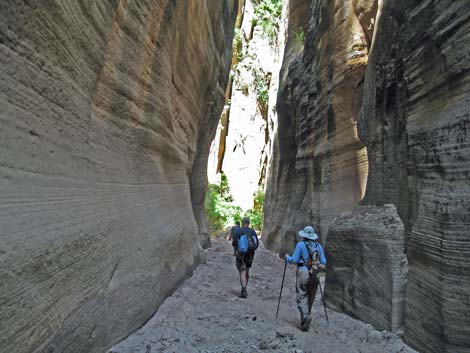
[286,240,326,272]
[232,226,259,250]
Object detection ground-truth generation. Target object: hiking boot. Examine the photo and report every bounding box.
[240,287,247,298]
[300,315,311,331]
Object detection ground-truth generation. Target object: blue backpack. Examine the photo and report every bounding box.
[238,230,257,253]
[238,234,249,253]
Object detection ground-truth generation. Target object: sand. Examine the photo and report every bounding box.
[109,237,417,353]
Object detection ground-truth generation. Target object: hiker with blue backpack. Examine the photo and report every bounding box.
[228,220,241,244]
[232,217,259,298]
[284,225,326,331]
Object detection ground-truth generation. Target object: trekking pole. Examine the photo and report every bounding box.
[317,278,329,327]
[275,260,288,320]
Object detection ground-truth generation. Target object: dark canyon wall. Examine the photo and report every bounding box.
[0,1,237,353]
[358,1,469,352]
[264,1,469,352]
[263,0,369,255]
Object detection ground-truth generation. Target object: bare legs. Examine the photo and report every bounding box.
[236,252,253,298]
[239,269,249,298]
[240,270,247,288]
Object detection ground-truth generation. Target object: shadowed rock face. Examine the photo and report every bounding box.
[265,0,469,352]
[0,1,237,352]
[325,205,407,332]
[263,0,370,254]
[359,1,470,352]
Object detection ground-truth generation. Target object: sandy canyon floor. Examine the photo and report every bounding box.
[109,237,417,353]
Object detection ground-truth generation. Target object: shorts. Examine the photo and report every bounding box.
[236,251,254,272]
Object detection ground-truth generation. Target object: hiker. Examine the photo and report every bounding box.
[228,220,241,243]
[232,217,259,298]
[285,225,326,331]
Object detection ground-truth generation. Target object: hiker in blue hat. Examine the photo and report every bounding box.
[232,217,259,298]
[285,225,326,331]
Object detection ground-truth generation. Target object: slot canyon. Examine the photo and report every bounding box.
[0,1,469,353]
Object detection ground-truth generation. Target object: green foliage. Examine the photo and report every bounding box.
[253,0,283,45]
[215,173,233,202]
[244,187,265,230]
[205,177,265,232]
[253,70,270,108]
[205,173,243,231]
[294,26,305,46]
[233,28,245,63]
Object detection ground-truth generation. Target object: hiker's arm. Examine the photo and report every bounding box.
[318,244,327,265]
[231,232,238,255]
[252,229,259,249]
[231,233,238,249]
[285,243,303,264]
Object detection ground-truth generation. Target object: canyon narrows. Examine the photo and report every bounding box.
[1,1,469,353]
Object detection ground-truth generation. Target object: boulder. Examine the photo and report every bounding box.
[325,204,407,332]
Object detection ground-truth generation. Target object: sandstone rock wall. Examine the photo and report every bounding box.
[358,1,470,352]
[0,1,237,352]
[263,0,370,254]
[264,0,470,352]
[325,205,407,332]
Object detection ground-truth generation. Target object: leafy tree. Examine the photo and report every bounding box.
[205,173,243,231]
[252,69,271,118]
[244,187,265,230]
[253,0,283,45]
[205,177,265,232]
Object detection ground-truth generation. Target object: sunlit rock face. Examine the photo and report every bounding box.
[0,1,237,352]
[263,0,369,254]
[358,1,470,352]
[207,0,286,211]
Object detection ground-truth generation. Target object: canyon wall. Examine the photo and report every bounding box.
[263,0,369,254]
[0,1,237,353]
[207,0,286,212]
[265,0,469,352]
[359,1,470,352]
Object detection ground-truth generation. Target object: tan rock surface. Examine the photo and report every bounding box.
[263,0,370,253]
[0,1,237,352]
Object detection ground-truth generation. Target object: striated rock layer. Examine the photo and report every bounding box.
[325,205,407,332]
[0,1,237,353]
[358,1,470,352]
[263,0,370,254]
[265,0,469,352]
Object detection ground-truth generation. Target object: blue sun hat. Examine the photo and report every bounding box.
[298,225,318,240]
